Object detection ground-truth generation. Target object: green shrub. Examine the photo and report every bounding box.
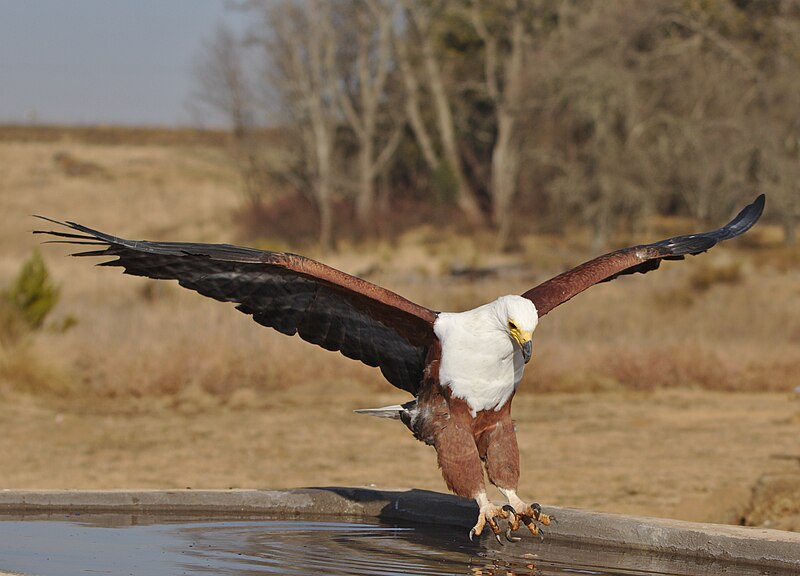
[1,250,61,338]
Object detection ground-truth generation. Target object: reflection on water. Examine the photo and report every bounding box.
[0,515,792,576]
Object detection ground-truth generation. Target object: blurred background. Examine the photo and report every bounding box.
[0,0,798,531]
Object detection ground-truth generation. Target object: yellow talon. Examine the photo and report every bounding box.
[470,503,509,544]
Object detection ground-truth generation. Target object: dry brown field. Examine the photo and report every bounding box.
[0,126,798,531]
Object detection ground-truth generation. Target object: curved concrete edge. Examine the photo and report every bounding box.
[1,488,798,569]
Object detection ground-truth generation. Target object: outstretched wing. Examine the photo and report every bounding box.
[522,195,765,317]
[34,218,439,394]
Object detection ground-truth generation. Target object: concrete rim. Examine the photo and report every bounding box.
[1,488,798,570]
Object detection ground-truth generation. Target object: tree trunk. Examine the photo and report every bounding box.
[420,27,484,225]
[491,110,521,251]
[317,182,334,253]
[471,10,526,250]
[315,129,334,253]
[312,103,335,253]
[356,138,375,230]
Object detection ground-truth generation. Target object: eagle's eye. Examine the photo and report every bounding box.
[508,320,518,331]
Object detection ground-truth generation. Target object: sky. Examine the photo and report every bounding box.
[0,0,250,126]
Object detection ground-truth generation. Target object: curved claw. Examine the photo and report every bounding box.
[470,524,504,545]
[505,527,522,543]
[530,502,553,526]
[505,504,523,531]
[489,516,505,545]
[522,516,546,542]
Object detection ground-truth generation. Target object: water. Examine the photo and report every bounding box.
[0,514,791,576]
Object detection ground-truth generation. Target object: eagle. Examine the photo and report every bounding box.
[35,194,764,543]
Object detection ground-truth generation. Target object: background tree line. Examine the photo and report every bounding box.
[195,0,800,251]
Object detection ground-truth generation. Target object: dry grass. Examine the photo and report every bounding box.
[0,132,798,406]
[0,123,231,147]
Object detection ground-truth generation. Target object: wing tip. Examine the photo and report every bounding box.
[32,215,120,248]
[32,214,65,226]
[32,215,68,236]
[728,193,766,237]
[654,194,766,257]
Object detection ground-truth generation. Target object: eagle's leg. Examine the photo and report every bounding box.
[483,417,552,540]
[433,421,508,543]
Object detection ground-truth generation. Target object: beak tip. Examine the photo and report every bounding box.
[522,340,533,364]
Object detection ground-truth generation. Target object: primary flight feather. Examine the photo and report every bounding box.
[35,194,764,542]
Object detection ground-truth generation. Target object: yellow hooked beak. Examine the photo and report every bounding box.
[510,328,533,364]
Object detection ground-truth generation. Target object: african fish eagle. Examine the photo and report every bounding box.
[35,194,764,542]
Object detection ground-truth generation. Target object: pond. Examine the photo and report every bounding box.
[0,514,793,576]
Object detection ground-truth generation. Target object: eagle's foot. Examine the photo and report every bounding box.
[508,503,551,541]
[468,501,509,544]
[499,489,553,542]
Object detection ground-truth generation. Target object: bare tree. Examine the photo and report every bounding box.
[469,1,531,249]
[755,3,800,246]
[397,0,485,225]
[773,122,800,246]
[521,2,662,247]
[260,0,339,251]
[532,0,774,245]
[194,25,266,208]
[198,0,800,248]
[642,13,764,222]
[544,58,646,248]
[334,0,403,229]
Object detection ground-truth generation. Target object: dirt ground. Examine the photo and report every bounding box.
[2,386,799,530]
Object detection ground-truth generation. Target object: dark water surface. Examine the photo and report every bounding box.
[0,514,791,576]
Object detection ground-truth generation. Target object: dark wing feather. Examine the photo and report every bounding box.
[522,195,765,317]
[34,217,438,394]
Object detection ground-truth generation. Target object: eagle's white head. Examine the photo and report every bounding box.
[491,295,538,364]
